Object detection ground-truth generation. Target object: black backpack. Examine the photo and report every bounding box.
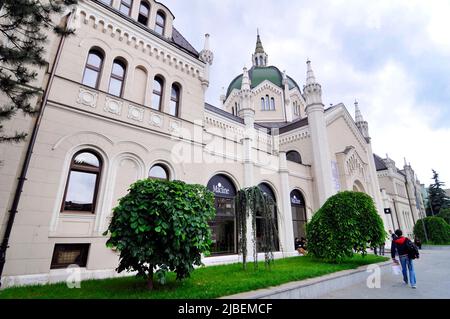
[405,238,419,260]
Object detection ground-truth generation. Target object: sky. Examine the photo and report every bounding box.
[163,0,450,186]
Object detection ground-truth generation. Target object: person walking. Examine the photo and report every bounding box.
[391,229,419,289]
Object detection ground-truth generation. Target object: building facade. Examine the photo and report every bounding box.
[0,0,422,287]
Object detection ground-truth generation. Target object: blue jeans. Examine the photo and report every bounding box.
[399,255,416,286]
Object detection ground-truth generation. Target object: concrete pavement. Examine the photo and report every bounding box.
[319,248,450,299]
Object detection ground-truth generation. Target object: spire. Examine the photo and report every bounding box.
[252,30,268,67]
[306,60,317,85]
[199,33,214,93]
[354,100,370,140]
[354,100,364,122]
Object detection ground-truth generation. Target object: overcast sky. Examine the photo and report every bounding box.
[164,0,450,187]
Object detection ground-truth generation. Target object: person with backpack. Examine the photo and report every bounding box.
[391,229,419,289]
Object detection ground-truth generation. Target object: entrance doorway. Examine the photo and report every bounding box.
[291,189,307,240]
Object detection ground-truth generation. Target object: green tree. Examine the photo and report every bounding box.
[437,208,450,225]
[414,216,450,245]
[0,0,77,143]
[306,191,386,263]
[104,179,216,290]
[428,170,450,215]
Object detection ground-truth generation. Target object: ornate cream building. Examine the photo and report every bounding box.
[0,0,425,287]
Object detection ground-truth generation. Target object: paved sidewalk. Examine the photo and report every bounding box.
[319,248,450,299]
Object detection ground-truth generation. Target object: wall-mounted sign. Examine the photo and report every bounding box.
[290,190,305,206]
[207,175,236,198]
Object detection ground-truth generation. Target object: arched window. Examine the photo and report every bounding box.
[207,174,237,256]
[255,57,258,66]
[149,164,169,180]
[108,59,126,97]
[232,107,235,116]
[152,76,164,111]
[138,1,150,25]
[261,97,265,110]
[291,189,307,240]
[169,83,181,117]
[82,49,104,89]
[270,97,275,110]
[62,151,102,213]
[257,183,280,252]
[119,0,133,16]
[155,11,166,36]
[265,95,270,111]
[259,56,264,66]
[286,150,302,164]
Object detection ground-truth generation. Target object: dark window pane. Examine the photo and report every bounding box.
[138,14,148,25]
[64,171,97,211]
[82,68,99,88]
[156,13,165,24]
[139,2,149,15]
[153,78,162,93]
[287,151,302,164]
[149,165,168,180]
[51,244,90,269]
[108,78,123,97]
[171,86,179,100]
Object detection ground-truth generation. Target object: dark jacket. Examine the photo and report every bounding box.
[391,236,417,259]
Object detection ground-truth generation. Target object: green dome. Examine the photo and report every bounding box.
[226,66,301,99]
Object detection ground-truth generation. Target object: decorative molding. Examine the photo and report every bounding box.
[104,97,123,116]
[149,112,163,127]
[127,104,145,122]
[168,119,182,133]
[77,87,98,108]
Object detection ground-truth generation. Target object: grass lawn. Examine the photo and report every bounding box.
[0,254,388,299]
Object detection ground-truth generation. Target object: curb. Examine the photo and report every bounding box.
[221,260,392,299]
[422,245,450,250]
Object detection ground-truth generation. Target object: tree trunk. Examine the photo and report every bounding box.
[147,267,154,290]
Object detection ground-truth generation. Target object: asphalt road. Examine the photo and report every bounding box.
[319,248,450,299]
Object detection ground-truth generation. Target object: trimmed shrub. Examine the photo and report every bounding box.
[306,191,386,262]
[414,216,450,244]
[104,179,216,289]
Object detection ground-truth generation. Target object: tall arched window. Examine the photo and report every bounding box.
[152,76,164,111]
[259,56,264,66]
[138,1,150,25]
[108,59,126,97]
[261,97,265,110]
[255,57,258,66]
[82,49,104,89]
[270,97,275,110]
[155,11,166,36]
[265,95,270,111]
[257,183,280,252]
[169,83,181,117]
[149,164,169,180]
[62,151,102,213]
[286,150,302,164]
[119,0,133,16]
[291,189,307,240]
[207,174,237,256]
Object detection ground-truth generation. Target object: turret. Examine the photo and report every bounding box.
[199,34,214,93]
[239,67,255,125]
[304,60,334,205]
[282,70,293,122]
[354,100,370,140]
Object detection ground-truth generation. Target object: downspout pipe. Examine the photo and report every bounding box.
[0,12,72,287]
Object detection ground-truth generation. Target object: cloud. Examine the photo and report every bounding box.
[163,0,450,185]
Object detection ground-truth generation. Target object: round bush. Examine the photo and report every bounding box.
[306,191,386,262]
[437,208,450,225]
[414,216,450,244]
[104,179,216,289]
